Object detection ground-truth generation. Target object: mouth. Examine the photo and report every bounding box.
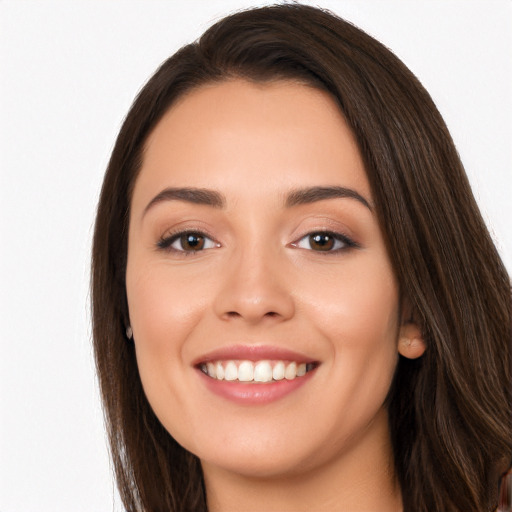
[198,359,318,382]
[194,345,319,404]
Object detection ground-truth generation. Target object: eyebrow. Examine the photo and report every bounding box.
[143,184,372,217]
[285,186,372,210]
[143,187,226,216]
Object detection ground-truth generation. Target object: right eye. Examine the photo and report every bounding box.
[157,231,219,253]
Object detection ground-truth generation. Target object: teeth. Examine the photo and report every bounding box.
[284,362,297,380]
[273,361,285,381]
[215,361,224,380]
[238,361,254,382]
[254,361,273,382]
[224,361,238,381]
[200,359,315,382]
[297,363,306,377]
[206,362,216,378]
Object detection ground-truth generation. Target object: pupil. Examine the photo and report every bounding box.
[311,233,334,251]
[183,233,204,250]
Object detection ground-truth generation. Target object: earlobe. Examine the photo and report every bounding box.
[397,322,426,359]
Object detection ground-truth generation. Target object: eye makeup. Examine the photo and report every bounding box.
[291,230,359,253]
[157,229,220,254]
[156,227,359,257]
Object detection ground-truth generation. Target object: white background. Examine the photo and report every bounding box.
[1,1,510,511]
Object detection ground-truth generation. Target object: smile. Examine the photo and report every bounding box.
[199,360,317,382]
[194,345,319,404]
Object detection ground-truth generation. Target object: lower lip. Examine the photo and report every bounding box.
[197,369,315,405]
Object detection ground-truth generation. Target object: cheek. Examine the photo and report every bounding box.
[299,254,400,404]
[301,251,399,331]
[127,262,208,342]
[125,261,219,451]
[125,262,208,398]
[313,250,398,335]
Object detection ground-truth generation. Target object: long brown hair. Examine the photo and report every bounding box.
[91,4,512,511]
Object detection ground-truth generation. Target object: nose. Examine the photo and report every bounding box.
[213,245,295,325]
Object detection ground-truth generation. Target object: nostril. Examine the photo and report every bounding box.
[224,310,279,320]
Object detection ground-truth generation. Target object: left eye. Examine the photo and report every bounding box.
[293,232,355,252]
[158,231,218,252]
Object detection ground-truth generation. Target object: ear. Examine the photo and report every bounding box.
[398,301,426,359]
[398,322,426,359]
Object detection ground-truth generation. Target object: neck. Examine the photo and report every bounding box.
[202,408,402,512]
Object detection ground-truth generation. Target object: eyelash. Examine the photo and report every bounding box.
[157,229,358,255]
[157,230,219,254]
[291,231,359,253]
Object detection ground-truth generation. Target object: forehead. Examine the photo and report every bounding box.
[135,79,370,205]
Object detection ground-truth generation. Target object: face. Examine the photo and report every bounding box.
[126,80,402,479]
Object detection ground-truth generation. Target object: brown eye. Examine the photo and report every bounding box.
[157,231,218,252]
[309,233,335,251]
[293,231,357,253]
[179,233,205,251]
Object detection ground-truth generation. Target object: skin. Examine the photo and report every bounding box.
[126,80,425,511]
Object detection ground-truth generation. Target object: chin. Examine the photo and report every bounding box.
[199,448,315,480]
[184,422,342,481]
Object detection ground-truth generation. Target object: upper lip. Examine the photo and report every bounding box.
[192,344,317,366]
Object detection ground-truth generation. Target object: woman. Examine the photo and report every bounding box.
[91,4,512,511]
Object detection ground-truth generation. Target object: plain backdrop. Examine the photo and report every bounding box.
[1,1,511,511]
